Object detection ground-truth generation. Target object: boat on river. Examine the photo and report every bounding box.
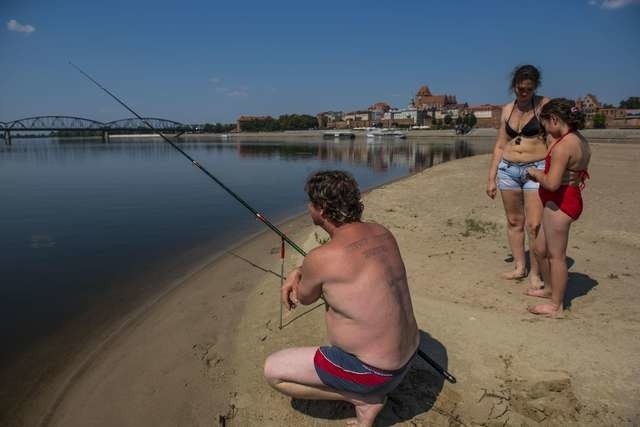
[323,131,356,140]
[366,128,407,139]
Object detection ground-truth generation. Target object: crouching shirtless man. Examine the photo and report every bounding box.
[264,170,420,427]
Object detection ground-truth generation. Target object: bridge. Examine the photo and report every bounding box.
[0,116,193,144]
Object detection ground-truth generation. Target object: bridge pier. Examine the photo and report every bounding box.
[3,130,10,145]
[102,130,109,143]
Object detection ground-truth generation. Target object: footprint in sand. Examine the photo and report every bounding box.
[511,377,582,423]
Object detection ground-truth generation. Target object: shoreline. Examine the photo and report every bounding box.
[8,162,421,426]
[8,142,640,426]
[7,128,636,143]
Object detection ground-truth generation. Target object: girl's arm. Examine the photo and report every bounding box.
[528,142,571,191]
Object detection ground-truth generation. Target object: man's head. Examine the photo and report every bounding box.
[305,171,363,226]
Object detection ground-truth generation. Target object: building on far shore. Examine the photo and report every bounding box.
[342,110,371,128]
[599,108,640,128]
[464,104,502,128]
[576,94,601,127]
[575,93,640,128]
[414,85,457,110]
[316,111,343,129]
[369,102,391,126]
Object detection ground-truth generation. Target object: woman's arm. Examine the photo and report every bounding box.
[486,104,511,199]
[527,140,571,191]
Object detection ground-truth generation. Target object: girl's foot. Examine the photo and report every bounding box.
[527,303,563,317]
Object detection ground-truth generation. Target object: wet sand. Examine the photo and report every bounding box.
[14,142,640,426]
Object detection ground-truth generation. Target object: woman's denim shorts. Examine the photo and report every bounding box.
[497,158,545,190]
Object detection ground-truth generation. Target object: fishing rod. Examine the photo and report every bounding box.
[71,62,456,384]
[69,61,306,257]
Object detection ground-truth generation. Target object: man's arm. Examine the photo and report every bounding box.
[296,249,325,305]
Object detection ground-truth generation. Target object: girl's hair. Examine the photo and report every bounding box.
[540,98,586,130]
[305,170,363,225]
[510,64,541,91]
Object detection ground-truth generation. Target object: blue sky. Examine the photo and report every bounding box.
[1,0,639,124]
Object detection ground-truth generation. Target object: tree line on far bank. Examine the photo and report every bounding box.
[235,114,318,132]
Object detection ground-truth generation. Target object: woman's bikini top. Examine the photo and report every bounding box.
[545,131,590,189]
[505,97,542,139]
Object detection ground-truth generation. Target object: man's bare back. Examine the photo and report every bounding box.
[303,221,419,371]
[266,170,421,427]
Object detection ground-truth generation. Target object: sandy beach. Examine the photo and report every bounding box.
[14,142,640,426]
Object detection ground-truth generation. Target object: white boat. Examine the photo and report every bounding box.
[323,131,355,139]
[366,128,407,139]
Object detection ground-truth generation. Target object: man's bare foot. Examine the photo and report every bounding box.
[527,303,563,317]
[346,396,386,427]
[528,274,544,290]
[524,288,551,299]
[501,268,528,280]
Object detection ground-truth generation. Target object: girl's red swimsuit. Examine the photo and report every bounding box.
[538,132,589,220]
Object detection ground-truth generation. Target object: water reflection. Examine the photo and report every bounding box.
[0,135,492,422]
[0,136,488,362]
[1,137,478,175]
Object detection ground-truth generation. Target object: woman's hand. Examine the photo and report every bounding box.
[486,180,497,199]
[526,167,539,182]
[281,267,301,310]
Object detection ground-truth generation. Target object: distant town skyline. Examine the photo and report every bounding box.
[1,0,639,123]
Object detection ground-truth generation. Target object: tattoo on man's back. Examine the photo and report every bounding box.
[345,232,392,253]
[363,245,388,258]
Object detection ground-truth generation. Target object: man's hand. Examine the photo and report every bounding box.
[281,267,301,311]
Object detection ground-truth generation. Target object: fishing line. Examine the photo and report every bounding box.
[71,62,456,384]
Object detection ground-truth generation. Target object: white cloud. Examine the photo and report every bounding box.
[209,77,221,84]
[226,90,248,98]
[7,19,35,34]
[589,0,640,9]
[212,83,249,98]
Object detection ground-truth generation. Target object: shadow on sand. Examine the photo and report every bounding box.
[290,330,447,426]
[565,271,598,308]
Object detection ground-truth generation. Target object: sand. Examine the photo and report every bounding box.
[15,143,640,426]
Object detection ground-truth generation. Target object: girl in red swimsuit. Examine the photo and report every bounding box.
[525,98,591,317]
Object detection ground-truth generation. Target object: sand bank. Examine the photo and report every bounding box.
[19,143,640,426]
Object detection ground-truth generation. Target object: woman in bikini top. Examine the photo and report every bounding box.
[505,97,543,143]
[486,64,549,289]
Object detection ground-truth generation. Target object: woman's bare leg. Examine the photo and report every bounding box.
[500,189,527,279]
[525,219,551,298]
[524,191,544,289]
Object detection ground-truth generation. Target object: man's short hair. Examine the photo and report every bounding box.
[305,170,364,225]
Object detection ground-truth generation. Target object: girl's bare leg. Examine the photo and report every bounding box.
[528,205,573,316]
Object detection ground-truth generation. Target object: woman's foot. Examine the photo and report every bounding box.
[501,268,528,280]
[527,303,563,317]
[524,288,551,299]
